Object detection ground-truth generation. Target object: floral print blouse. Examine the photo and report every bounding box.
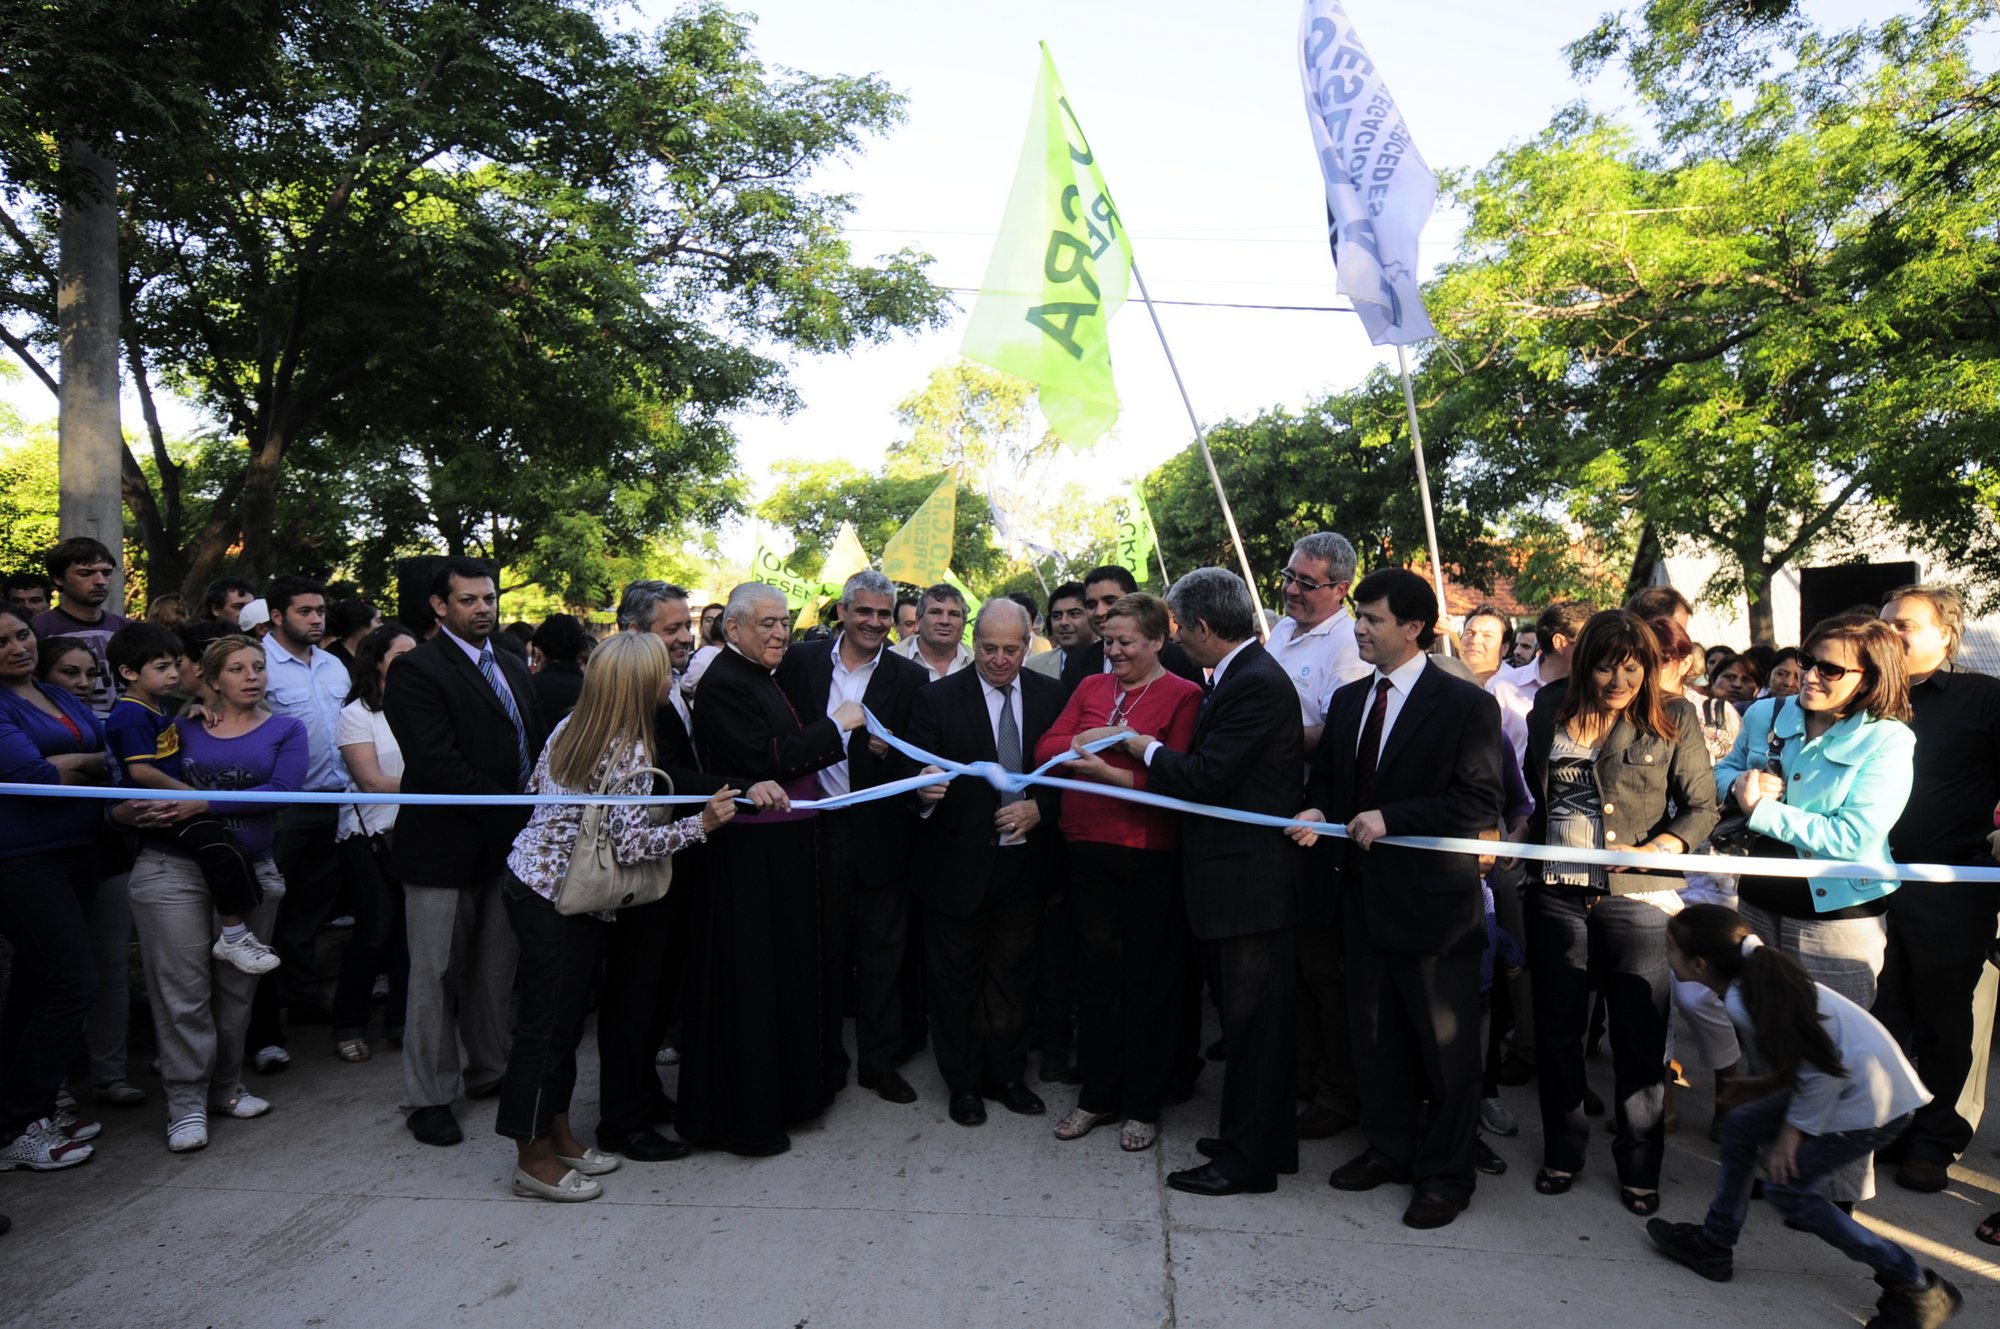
[505,719,707,912]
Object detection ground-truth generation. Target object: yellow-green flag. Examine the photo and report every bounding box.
[961,44,1133,450]
[751,540,829,611]
[881,478,957,586]
[1116,483,1159,584]
[942,569,984,647]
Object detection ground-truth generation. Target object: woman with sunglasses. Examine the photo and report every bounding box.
[1713,614,1914,1207]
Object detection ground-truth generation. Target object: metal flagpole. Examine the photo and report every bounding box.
[1395,344,1453,654]
[1130,258,1268,641]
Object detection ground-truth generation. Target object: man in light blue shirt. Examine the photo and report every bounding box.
[248,575,353,1058]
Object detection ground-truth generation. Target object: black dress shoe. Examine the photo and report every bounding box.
[407,1105,463,1147]
[948,1092,986,1126]
[1296,1103,1359,1140]
[601,1128,692,1161]
[1403,1186,1469,1229]
[981,1081,1046,1115]
[1167,1162,1276,1196]
[1329,1148,1411,1191]
[1474,1136,1508,1176]
[1196,1136,1225,1160]
[858,1068,918,1104]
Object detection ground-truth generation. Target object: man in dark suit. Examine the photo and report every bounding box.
[1102,567,1305,1195]
[777,569,929,1104]
[1058,564,1205,696]
[384,557,547,1147]
[1292,567,1505,1229]
[906,599,1064,1126]
[591,580,729,1161]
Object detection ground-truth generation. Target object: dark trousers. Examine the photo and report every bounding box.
[817,809,914,1080]
[1036,843,1077,1065]
[0,846,98,1139]
[595,892,680,1139]
[1208,926,1300,1181]
[1295,921,1360,1113]
[329,832,407,1038]
[1069,842,1182,1121]
[494,874,606,1143]
[1348,935,1482,1198]
[165,816,262,916]
[271,805,342,1007]
[1527,886,1671,1186]
[925,852,1039,1095]
[1875,882,2000,1163]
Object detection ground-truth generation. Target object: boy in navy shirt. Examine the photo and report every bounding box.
[105,624,278,976]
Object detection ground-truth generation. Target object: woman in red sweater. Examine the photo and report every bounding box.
[1035,592,1201,1151]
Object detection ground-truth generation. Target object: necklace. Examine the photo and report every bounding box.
[1108,670,1163,727]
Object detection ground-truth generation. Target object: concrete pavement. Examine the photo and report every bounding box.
[3,1024,1996,1329]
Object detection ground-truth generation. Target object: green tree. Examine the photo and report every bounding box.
[0,418,59,575]
[1422,0,2000,637]
[0,2,945,599]
[1144,369,1503,603]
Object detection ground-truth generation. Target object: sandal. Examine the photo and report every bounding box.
[1976,1212,2000,1248]
[1534,1169,1575,1195]
[1120,1119,1157,1152]
[334,1038,371,1064]
[1621,1187,1661,1216]
[1052,1108,1115,1141]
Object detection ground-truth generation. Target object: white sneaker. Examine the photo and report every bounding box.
[253,1045,290,1073]
[210,1091,270,1120]
[0,1118,95,1171]
[213,930,280,975]
[167,1114,209,1153]
[1480,1096,1520,1137]
[51,1108,102,1142]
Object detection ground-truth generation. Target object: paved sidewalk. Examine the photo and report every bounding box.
[3,1028,1996,1329]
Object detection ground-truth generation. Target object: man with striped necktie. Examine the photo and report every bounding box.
[385,558,547,1148]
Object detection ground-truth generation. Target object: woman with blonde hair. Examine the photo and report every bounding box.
[496,630,737,1203]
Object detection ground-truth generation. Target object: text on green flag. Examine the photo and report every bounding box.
[881,477,958,586]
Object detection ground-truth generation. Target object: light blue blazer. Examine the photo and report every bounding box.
[1714,696,1916,912]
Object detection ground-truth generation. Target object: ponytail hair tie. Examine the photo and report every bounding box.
[1739,934,1765,959]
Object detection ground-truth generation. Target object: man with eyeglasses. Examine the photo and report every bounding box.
[1266,533,1373,1143]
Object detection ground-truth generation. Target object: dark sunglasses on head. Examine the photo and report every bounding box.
[1276,567,1335,594]
[1798,654,1866,682]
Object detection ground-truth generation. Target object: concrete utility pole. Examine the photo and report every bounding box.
[56,140,126,611]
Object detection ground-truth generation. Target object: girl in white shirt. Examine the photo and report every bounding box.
[1647,904,1960,1329]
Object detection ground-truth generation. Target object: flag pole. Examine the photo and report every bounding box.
[1395,344,1453,654]
[1141,488,1171,586]
[1130,259,1268,641]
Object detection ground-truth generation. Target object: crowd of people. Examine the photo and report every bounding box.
[1,534,1997,1325]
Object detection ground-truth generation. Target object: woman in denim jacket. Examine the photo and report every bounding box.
[1713,613,1914,1203]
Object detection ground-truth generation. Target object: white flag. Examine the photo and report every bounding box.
[1298,1,1436,345]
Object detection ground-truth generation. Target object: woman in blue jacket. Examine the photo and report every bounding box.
[1713,613,1914,1203]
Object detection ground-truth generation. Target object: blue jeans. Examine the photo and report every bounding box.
[1703,1091,1921,1285]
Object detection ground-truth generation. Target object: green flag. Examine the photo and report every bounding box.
[961,44,1133,450]
[941,569,984,647]
[1116,483,1159,584]
[751,540,835,611]
[881,477,958,587]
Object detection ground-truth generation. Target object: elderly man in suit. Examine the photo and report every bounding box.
[1290,568,1505,1229]
[1097,567,1306,1195]
[777,570,929,1104]
[906,599,1065,1126]
[385,557,547,1147]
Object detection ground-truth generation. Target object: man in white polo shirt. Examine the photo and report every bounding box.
[1268,532,1373,1142]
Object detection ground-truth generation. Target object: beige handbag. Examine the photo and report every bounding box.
[554,763,676,915]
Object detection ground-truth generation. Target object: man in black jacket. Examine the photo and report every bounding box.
[1292,568,1505,1229]
[906,599,1064,1126]
[384,558,547,1147]
[777,570,929,1104]
[1058,564,1205,696]
[1103,567,1305,1195]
